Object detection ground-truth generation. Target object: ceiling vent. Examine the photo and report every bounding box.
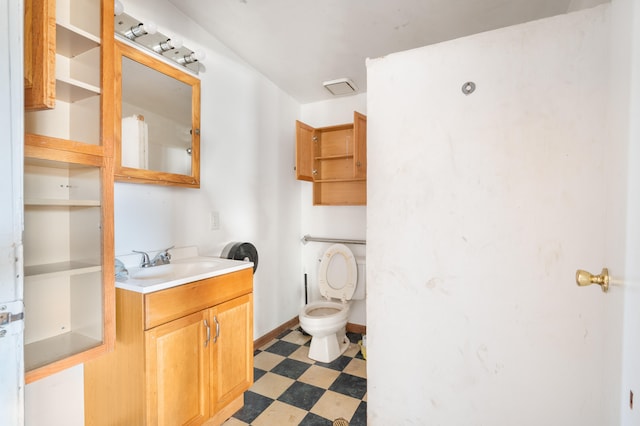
[323,78,358,96]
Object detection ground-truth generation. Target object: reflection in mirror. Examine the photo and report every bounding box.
[122,56,192,175]
[115,40,200,187]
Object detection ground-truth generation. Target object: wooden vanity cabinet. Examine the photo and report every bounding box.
[84,268,254,426]
[295,111,367,205]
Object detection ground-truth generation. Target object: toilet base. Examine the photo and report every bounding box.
[307,327,350,363]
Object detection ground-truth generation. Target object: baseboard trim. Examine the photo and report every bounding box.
[254,317,367,349]
[346,322,367,335]
[254,316,299,349]
[203,394,243,426]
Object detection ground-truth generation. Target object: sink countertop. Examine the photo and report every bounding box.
[115,253,253,294]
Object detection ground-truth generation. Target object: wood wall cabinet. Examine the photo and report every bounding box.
[22,0,115,383]
[84,268,254,426]
[295,111,367,205]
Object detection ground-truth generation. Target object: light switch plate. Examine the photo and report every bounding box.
[210,211,220,230]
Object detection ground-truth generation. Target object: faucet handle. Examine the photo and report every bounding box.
[159,245,174,260]
[132,250,151,267]
[151,246,174,265]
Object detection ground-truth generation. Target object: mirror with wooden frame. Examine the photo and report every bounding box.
[114,39,201,187]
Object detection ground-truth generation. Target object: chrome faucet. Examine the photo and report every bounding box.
[133,246,174,268]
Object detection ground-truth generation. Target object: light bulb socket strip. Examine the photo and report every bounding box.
[115,10,203,74]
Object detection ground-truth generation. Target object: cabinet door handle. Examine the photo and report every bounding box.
[204,319,210,347]
[213,315,220,343]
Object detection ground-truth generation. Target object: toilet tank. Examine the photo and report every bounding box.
[353,256,366,300]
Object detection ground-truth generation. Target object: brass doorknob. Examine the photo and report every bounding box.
[575,268,609,292]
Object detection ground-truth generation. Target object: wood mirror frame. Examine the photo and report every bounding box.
[114,39,201,187]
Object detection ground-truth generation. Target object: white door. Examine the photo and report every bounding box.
[0,0,25,425]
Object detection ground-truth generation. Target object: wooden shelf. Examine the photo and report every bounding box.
[56,22,100,58]
[314,177,366,183]
[25,331,102,372]
[24,261,102,279]
[25,134,105,160]
[25,198,100,206]
[22,0,115,385]
[56,76,100,103]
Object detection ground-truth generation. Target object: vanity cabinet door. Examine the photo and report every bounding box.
[145,310,210,426]
[295,120,315,181]
[353,111,367,179]
[210,293,254,413]
[24,0,56,111]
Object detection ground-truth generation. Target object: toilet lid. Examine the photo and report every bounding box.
[318,244,357,301]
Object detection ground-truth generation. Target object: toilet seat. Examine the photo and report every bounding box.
[318,244,357,302]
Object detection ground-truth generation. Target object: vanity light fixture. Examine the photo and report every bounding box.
[176,50,206,65]
[123,21,157,40]
[114,8,204,73]
[152,38,183,53]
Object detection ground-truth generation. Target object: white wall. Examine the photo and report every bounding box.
[114,0,301,340]
[366,5,626,425]
[25,366,84,426]
[299,94,368,325]
[25,0,302,424]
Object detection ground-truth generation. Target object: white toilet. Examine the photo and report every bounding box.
[299,244,365,363]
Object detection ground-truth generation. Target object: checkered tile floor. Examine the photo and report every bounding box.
[222,326,367,426]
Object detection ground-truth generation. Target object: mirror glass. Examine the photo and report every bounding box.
[115,40,200,187]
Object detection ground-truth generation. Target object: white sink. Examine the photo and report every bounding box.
[116,256,253,294]
[129,260,224,280]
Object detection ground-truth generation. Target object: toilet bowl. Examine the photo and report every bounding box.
[299,244,364,363]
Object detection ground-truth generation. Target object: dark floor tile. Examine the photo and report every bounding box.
[276,328,295,339]
[271,358,311,380]
[298,326,310,337]
[350,401,367,426]
[253,367,267,382]
[346,332,362,343]
[264,340,300,357]
[316,355,352,372]
[278,381,325,411]
[232,391,274,424]
[329,373,368,399]
[299,412,333,426]
[253,348,262,356]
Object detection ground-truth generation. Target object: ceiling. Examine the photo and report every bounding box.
[169,0,608,104]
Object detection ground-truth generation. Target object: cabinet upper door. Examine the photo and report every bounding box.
[295,120,315,181]
[353,111,367,179]
[145,310,210,426]
[24,0,55,111]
